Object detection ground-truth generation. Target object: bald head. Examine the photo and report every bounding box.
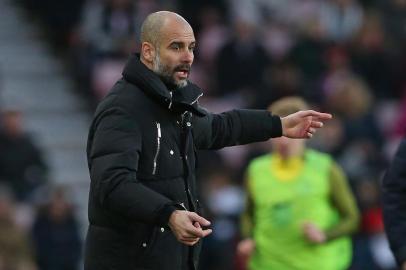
[140,11,195,89]
[140,11,191,46]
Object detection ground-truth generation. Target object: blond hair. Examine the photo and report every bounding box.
[268,96,309,117]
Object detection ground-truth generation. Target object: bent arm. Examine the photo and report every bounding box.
[325,162,360,241]
[240,175,255,239]
[88,108,176,226]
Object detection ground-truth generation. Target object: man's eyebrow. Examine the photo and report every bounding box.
[168,41,184,47]
[168,40,196,46]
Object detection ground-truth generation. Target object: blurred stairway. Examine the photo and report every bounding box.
[0,0,90,232]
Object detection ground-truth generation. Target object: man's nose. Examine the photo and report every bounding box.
[182,50,194,64]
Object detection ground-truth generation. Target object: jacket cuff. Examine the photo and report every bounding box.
[236,110,282,143]
[269,114,283,138]
[156,203,178,227]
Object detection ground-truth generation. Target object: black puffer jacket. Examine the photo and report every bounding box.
[84,54,282,270]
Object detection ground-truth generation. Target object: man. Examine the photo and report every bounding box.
[237,97,359,270]
[85,11,332,270]
[382,139,406,270]
[0,110,48,201]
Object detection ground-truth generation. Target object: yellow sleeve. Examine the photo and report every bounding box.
[325,162,360,241]
[240,172,254,239]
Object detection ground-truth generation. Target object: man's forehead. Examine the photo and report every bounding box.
[159,18,195,44]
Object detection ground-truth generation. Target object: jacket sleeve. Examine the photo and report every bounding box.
[240,172,255,239]
[88,108,177,226]
[193,109,282,150]
[382,139,406,266]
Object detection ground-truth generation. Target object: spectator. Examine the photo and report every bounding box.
[215,17,270,100]
[319,0,364,43]
[74,0,139,98]
[0,110,48,201]
[31,186,82,270]
[200,170,245,270]
[0,185,36,270]
[350,13,395,98]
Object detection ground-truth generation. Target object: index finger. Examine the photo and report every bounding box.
[302,110,332,120]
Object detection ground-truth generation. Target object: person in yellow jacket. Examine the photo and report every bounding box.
[237,97,360,270]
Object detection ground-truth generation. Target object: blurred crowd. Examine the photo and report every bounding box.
[0,109,82,270]
[2,0,405,269]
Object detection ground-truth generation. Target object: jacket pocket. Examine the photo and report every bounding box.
[141,226,180,269]
[152,122,161,175]
[141,227,159,257]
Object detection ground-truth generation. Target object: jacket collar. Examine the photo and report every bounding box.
[122,54,206,117]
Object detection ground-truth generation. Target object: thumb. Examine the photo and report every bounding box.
[194,221,201,228]
[188,212,211,226]
[194,220,212,238]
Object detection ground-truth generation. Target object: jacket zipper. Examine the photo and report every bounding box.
[168,91,173,109]
[191,93,203,105]
[152,122,161,175]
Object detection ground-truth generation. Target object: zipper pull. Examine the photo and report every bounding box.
[176,202,187,211]
[168,92,173,109]
[152,122,161,175]
[157,123,161,138]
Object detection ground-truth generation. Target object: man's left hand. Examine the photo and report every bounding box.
[281,110,332,139]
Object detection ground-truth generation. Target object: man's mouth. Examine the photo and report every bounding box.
[174,66,190,79]
[176,70,189,78]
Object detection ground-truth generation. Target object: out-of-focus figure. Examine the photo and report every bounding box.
[31,186,82,270]
[0,110,48,202]
[237,97,360,270]
[0,185,37,270]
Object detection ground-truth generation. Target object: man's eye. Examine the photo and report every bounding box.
[189,47,195,52]
[171,44,180,50]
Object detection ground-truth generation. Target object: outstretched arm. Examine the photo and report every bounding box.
[194,109,332,150]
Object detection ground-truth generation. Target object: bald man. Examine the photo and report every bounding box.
[85,11,332,270]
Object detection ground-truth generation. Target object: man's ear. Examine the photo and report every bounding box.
[141,42,155,63]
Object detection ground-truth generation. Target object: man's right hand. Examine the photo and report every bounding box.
[168,210,212,246]
[281,110,332,139]
[402,261,406,270]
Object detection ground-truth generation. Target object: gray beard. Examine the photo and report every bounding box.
[153,53,188,89]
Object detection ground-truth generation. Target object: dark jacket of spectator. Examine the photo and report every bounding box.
[31,206,81,270]
[0,132,47,201]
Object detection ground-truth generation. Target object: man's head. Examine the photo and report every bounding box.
[140,11,195,89]
[268,97,309,158]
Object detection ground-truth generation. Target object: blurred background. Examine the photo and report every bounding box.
[0,0,405,269]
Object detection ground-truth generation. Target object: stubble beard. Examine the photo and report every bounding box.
[153,52,188,89]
